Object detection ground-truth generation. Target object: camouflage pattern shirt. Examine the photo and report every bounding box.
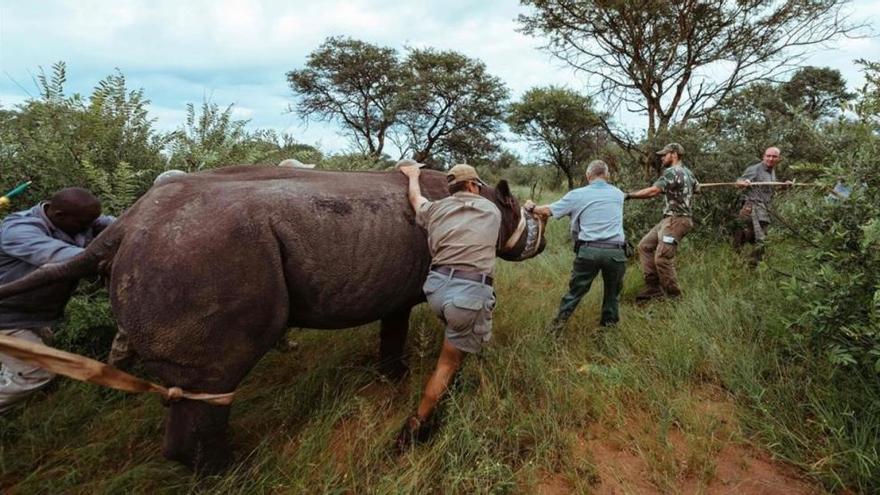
[653,164,699,217]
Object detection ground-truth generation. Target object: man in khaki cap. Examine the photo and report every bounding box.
[396,160,500,449]
[625,143,699,301]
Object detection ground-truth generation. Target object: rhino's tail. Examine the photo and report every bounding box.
[0,221,124,300]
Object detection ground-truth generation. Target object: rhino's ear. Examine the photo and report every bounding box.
[495,180,516,209]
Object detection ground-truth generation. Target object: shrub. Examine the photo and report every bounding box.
[55,283,117,359]
[774,124,880,375]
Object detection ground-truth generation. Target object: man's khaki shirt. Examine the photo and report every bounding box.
[415,192,501,275]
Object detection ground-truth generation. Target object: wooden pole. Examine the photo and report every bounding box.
[698,181,823,188]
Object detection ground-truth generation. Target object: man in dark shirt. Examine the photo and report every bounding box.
[734,147,790,264]
[0,187,113,412]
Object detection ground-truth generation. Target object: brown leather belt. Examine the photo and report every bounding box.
[431,266,494,286]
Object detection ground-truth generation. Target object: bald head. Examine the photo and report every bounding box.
[45,187,102,236]
[762,147,781,169]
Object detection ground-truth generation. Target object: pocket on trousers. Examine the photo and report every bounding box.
[474,295,495,339]
[610,251,627,263]
[453,295,483,311]
[661,218,692,245]
[655,240,678,259]
[422,273,445,295]
[444,296,483,334]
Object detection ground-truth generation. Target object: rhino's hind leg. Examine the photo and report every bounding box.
[379,307,411,379]
[162,399,233,473]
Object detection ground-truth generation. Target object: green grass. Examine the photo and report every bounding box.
[1,204,876,493]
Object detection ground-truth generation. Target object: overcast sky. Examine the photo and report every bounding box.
[0,0,877,157]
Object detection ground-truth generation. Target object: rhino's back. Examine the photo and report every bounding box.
[115,167,445,329]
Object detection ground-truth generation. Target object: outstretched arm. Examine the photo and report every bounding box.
[399,166,428,212]
[625,186,662,200]
[523,200,551,219]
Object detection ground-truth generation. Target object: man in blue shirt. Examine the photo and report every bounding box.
[527,160,626,333]
[0,187,114,412]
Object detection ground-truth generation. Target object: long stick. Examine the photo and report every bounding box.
[0,334,234,405]
[698,181,823,188]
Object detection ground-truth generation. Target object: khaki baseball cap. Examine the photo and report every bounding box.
[656,143,685,156]
[446,164,487,187]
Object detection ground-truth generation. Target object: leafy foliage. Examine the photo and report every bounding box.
[287,37,403,157]
[0,62,166,205]
[507,86,608,189]
[775,114,880,375]
[396,48,508,166]
[518,0,861,143]
[288,37,509,166]
[167,100,251,170]
[782,66,855,120]
[55,285,117,359]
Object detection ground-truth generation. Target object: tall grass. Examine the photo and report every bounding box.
[0,194,875,492]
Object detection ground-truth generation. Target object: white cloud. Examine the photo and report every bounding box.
[0,0,876,158]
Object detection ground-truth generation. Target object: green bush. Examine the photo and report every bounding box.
[55,283,117,359]
[775,130,880,375]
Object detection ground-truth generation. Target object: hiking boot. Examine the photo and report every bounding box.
[394,415,433,453]
[635,286,664,302]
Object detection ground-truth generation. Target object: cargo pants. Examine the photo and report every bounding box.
[732,202,770,264]
[555,245,627,327]
[638,216,693,296]
[0,327,54,413]
[423,270,495,354]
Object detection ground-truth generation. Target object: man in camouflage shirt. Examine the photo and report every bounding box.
[733,147,790,264]
[625,143,699,300]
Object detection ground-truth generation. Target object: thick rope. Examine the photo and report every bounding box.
[0,334,234,406]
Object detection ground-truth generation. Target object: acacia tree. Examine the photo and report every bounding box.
[287,37,403,157]
[702,66,853,163]
[518,0,861,150]
[395,48,509,166]
[507,86,606,189]
[289,39,508,166]
[782,66,854,120]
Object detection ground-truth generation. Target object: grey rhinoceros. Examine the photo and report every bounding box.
[0,165,547,471]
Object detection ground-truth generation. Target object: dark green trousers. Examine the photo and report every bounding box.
[555,246,627,326]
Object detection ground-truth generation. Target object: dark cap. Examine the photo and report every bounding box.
[656,143,685,156]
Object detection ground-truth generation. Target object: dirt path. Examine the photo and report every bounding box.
[539,390,819,494]
[574,428,816,494]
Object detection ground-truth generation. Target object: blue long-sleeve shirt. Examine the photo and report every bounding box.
[0,203,114,329]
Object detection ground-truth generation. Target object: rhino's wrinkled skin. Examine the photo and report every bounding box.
[0,165,546,471]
